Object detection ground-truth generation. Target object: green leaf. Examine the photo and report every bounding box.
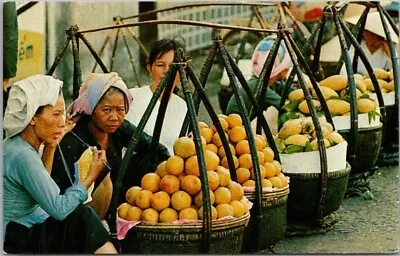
[367,109,382,123]
[305,141,313,152]
[283,100,301,112]
[278,112,300,127]
[360,94,370,99]
[283,145,305,154]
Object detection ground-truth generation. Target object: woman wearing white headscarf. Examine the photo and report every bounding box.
[226,35,293,116]
[3,74,117,254]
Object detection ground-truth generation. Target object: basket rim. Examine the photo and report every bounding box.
[244,184,289,196]
[132,211,250,230]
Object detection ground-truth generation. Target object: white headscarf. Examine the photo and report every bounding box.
[4,74,63,138]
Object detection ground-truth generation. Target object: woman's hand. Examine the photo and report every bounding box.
[89,148,107,176]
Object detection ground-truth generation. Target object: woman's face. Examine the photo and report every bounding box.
[147,49,180,88]
[91,90,126,134]
[32,95,66,144]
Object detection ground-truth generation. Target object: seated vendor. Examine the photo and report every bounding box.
[51,72,170,224]
[3,74,117,254]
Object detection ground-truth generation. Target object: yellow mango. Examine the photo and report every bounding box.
[284,134,310,147]
[364,68,389,80]
[279,119,302,139]
[327,131,345,145]
[388,69,393,81]
[364,78,388,92]
[298,99,321,115]
[326,99,351,116]
[357,98,377,113]
[312,86,339,100]
[310,138,331,151]
[319,75,348,91]
[288,88,305,102]
[355,78,367,93]
[382,80,394,91]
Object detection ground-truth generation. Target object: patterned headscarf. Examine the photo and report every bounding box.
[4,75,63,138]
[251,35,293,78]
[67,72,133,121]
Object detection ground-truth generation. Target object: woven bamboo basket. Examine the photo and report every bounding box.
[120,212,250,254]
[338,123,383,174]
[284,163,351,225]
[241,185,289,252]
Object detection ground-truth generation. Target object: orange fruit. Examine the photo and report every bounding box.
[194,190,215,208]
[211,117,229,133]
[236,140,250,155]
[180,175,202,195]
[261,179,273,188]
[272,160,282,174]
[141,173,161,193]
[242,179,255,187]
[255,134,267,149]
[198,121,209,129]
[236,167,251,184]
[200,128,214,144]
[216,203,234,218]
[179,207,199,220]
[217,113,228,120]
[155,160,168,178]
[211,132,229,147]
[226,113,243,128]
[263,147,275,163]
[185,155,200,177]
[228,181,244,201]
[135,190,153,210]
[125,186,142,205]
[250,164,266,180]
[230,200,248,218]
[277,173,288,187]
[150,191,171,212]
[117,202,131,220]
[207,171,220,191]
[269,176,284,189]
[216,166,232,187]
[254,135,265,151]
[173,136,196,159]
[159,208,178,223]
[218,144,236,159]
[204,150,220,171]
[171,191,192,211]
[214,187,232,205]
[205,143,219,155]
[126,206,143,221]
[228,126,247,143]
[221,155,239,170]
[159,174,180,195]
[239,153,253,169]
[264,162,278,179]
[166,155,185,176]
[198,205,218,220]
[256,151,265,165]
[142,208,159,223]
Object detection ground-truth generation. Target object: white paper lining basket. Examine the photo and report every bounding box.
[281,141,348,174]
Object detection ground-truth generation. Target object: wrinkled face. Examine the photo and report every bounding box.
[32,95,65,144]
[147,50,180,88]
[91,90,126,133]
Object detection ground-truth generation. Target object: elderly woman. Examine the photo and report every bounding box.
[51,72,170,223]
[3,75,117,253]
[124,39,187,155]
[226,35,293,116]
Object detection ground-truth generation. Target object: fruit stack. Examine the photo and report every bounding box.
[118,134,250,223]
[280,73,380,125]
[274,118,345,154]
[200,113,288,190]
[363,68,395,94]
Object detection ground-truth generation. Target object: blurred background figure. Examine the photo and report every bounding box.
[3,2,19,115]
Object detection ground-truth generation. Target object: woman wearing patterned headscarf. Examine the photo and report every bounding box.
[226,35,293,116]
[51,72,170,224]
[3,74,117,253]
